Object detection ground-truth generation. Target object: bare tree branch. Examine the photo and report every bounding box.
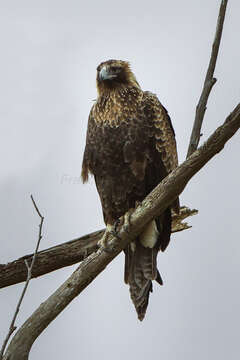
[187,0,228,158]
[0,206,197,289]
[3,103,240,360]
[0,196,44,359]
[0,230,101,289]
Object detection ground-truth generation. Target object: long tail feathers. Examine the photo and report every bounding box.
[124,208,171,321]
[124,243,161,321]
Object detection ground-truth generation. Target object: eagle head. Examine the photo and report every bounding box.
[96,59,140,94]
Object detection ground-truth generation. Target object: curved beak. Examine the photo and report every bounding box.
[99,66,117,81]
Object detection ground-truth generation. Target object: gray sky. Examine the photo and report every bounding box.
[0,0,239,359]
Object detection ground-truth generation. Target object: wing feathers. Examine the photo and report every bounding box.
[81,85,179,320]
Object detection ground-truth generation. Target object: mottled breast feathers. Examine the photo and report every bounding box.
[81,86,179,223]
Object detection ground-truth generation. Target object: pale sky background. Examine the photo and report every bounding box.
[0,0,239,359]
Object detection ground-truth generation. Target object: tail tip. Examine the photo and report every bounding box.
[137,310,146,321]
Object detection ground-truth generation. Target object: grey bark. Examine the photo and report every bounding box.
[3,103,240,360]
[0,207,197,289]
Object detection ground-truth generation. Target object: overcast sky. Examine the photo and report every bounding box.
[0,1,239,359]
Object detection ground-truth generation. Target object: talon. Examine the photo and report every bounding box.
[113,218,121,233]
[122,208,134,233]
[110,230,121,241]
[97,224,122,253]
[135,200,141,208]
[97,230,109,249]
[101,246,115,254]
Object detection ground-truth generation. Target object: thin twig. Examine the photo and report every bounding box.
[187,0,228,158]
[0,196,44,359]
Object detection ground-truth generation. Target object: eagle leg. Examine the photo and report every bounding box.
[121,202,140,234]
[121,209,135,234]
[98,224,122,253]
[98,206,137,253]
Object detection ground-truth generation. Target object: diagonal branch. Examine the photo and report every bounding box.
[187,0,228,158]
[0,206,197,289]
[3,103,240,360]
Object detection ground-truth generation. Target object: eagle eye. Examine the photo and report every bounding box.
[111,66,121,72]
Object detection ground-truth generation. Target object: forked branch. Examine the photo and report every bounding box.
[0,206,197,289]
[3,103,240,360]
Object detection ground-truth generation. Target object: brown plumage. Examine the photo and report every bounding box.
[82,59,179,320]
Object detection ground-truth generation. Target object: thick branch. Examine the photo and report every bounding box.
[3,103,240,360]
[0,230,101,289]
[0,207,197,289]
[187,0,228,157]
